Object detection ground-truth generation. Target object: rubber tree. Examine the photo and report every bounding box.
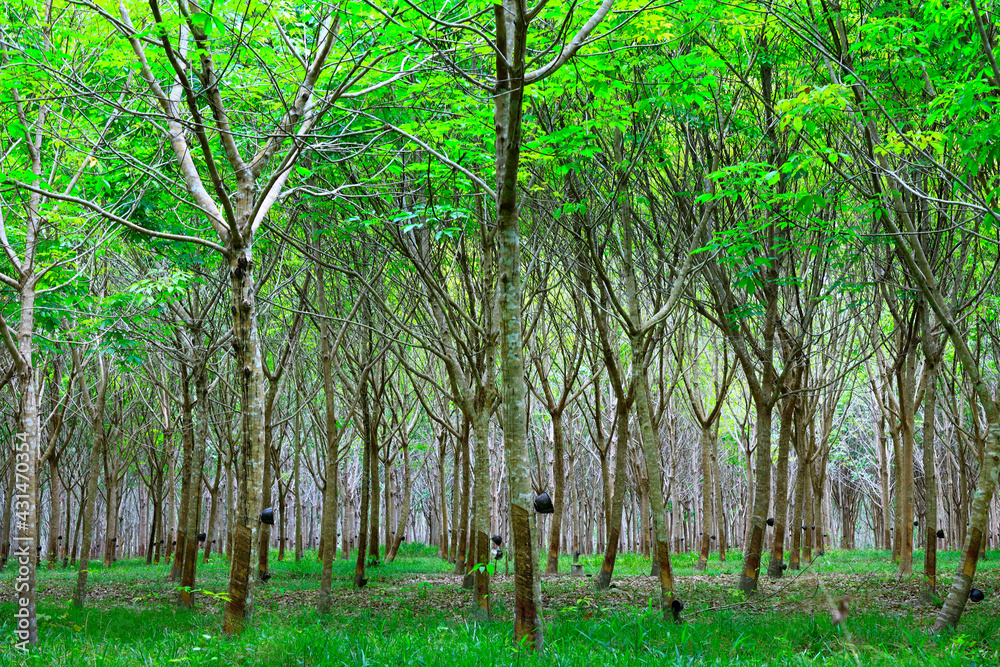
[354,368,374,588]
[492,0,619,645]
[316,253,368,612]
[24,1,407,634]
[259,277,310,578]
[529,295,586,575]
[766,375,798,578]
[393,217,497,612]
[880,197,1000,630]
[574,214,633,591]
[0,85,45,649]
[70,348,109,607]
[769,0,999,628]
[611,177,712,615]
[677,323,735,572]
[842,40,1000,631]
[40,360,74,571]
[921,308,946,593]
[691,45,800,593]
[384,404,419,563]
[0,9,121,634]
[698,219,795,594]
[770,266,836,576]
[176,284,215,607]
[804,0,998,620]
[389,0,620,637]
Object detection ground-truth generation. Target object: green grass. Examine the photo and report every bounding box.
[2,546,999,665]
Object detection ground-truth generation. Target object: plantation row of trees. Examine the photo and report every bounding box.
[6,290,1000,560]
[2,0,999,652]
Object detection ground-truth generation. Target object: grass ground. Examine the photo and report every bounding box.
[2,544,998,665]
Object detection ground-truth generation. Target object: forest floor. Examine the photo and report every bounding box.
[2,544,999,666]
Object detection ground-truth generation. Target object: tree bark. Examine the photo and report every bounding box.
[10,281,40,645]
[170,368,194,582]
[453,418,471,574]
[768,391,797,577]
[180,350,209,606]
[204,454,222,563]
[103,453,118,567]
[922,316,943,592]
[221,246,268,636]
[294,423,303,563]
[495,0,541,643]
[545,411,565,574]
[876,415,892,551]
[385,439,413,562]
[711,428,727,561]
[740,404,774,593]
[596,396,630,589]
[47,457,61,570]
[354,374,372,589]
[317,257,349,610]
[803,460,814,564]
[470,410,492,612]
[896,341,917,576]
[437,430,449,560]
[696,423,713,572]
[72,355,108,607]
[633,361,676,616]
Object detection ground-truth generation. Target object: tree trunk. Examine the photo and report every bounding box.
[384,453,394,561]
[712,427,727,562]
[11,284,40,646]
[803,461,814,564]
[890,420,902,563]
[204,457,222,563]
[768,392,797,577]
[385,441,412,562]
[470,411,492,612]
[876,415,892,551]
[453,418,471,574]
[103,457,118,566]
[495,0,540,641]
[165,443,177,565]
[317,429,343,610]
[596,398,630,590]
[147,488,159,566]
[367,384,381,566]
[181,354,209,606]
[354,376,372,589]
[696,424,713,572]
[922,334,941,592]
[739,402,773,594]
[222,246,268,636]
[225,441,235,560]
[170,375,194,582]
[257,396,276,577]
[70,485,83,566]
[437,431,449,560]
[632,359,676,618]
[789,406,806,569]
[47,457,61,569]
[545,411,565,574]
[317,257,344,611]
[448,441,459,563]
[73,357,108,607]
[294,426,303,563]
[897,345,917,576]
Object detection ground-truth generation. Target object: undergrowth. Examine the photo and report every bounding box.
[1,546,997,665]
